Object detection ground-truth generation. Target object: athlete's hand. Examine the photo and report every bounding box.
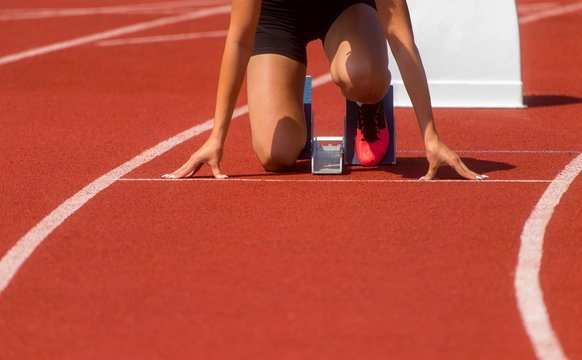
[421,137,487,181]
[162,137,228,179]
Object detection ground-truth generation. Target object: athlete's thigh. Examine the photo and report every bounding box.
[323,3,388,92]
[247,54,307,162]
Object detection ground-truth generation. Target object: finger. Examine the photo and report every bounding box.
[163,159,201,179]
[422,163,438,180]
[190,163,205,178]
[178,163,203,178]
[449,157,482,180]
[209,162,228,179]
[163,166,187,179]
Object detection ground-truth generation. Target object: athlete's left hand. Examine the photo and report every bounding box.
[421,138,488,180]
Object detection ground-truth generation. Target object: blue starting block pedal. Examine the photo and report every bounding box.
[299,76,395,174]
[298,76,313,160]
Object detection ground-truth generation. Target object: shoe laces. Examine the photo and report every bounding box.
[356,102,385,143]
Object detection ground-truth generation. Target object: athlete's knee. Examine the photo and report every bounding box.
[253,134,302,172]
[348,64,390,103]
[334,59,391,104]
[256,146,298,172]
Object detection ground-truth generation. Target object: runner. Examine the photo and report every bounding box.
[164,0,486,180]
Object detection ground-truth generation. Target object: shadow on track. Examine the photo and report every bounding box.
[181,158,514,180]
[350,157,516,179]
[523,94,582,108]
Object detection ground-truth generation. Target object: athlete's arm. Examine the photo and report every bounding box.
[375,0,484,180]
[164,0,261,179]
[211,0,261,144]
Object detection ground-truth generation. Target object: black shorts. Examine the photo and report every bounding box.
[252,0,377,65]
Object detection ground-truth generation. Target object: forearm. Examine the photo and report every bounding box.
[208,0,260,144]
[391,41,439,144]
[166,0,260,179]
[376,0,439,145]
[210,38,254,144]
[371,0,483,180]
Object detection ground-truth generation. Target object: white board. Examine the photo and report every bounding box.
[389,0,524,108]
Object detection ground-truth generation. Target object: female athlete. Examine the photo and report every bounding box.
[164,0,486,180]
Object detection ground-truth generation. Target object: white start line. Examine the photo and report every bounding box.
[117,178,557,184]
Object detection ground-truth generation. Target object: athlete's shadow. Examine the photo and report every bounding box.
[351,156,515,179]
[220,156,515,179]
[226,157,515,179]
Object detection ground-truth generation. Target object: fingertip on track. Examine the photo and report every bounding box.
[161,174,229,180]
[418,174,489,181]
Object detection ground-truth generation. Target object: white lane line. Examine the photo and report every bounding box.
[517,2,557,16]
[0,117,216,295]
[0,0,229,20]
[312,73,333,87]
[0,4,231,66]
[98,30,227,46]
[520,1,582,24]
[515,153,582,360]
[398,150,582,154]
[118,178,554,184]
[0,73,333,296]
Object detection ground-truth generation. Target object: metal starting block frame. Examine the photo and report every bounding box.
[311,136,344,175]
[298,76,395,175]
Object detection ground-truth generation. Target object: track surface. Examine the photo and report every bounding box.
[1,1,581,359]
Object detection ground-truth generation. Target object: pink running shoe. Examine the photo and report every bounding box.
[356,101,389,166]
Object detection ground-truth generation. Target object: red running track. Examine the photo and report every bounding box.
[0,1,581,359]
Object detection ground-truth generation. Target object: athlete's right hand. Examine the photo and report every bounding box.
[162,137,228,179]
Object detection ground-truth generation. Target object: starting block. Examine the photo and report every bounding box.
[299,76,396,174]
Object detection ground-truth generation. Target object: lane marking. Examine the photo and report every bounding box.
[515,153,582,360]
[2,0,575,66]
[0,73,333,296]
[0,5,231,66]
[0,0,229,20]
[520,1,582,24]
[103,16,582,51]
[517,2,557,16]
[0,116,217,295]
[398,150,581,154]
[0,1,572,23]
[118,178,554,183]
[97,30,228,46]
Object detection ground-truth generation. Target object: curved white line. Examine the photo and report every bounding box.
[97,30,228,47]
[515,153,582,360]
[0,73,333,295]
[519,1,582,24]
[0,117,215,294]
[0,5,231,66]
[0,1,230,20]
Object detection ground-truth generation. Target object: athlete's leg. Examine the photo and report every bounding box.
[247,54,307,171]
[324,3,390,104]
